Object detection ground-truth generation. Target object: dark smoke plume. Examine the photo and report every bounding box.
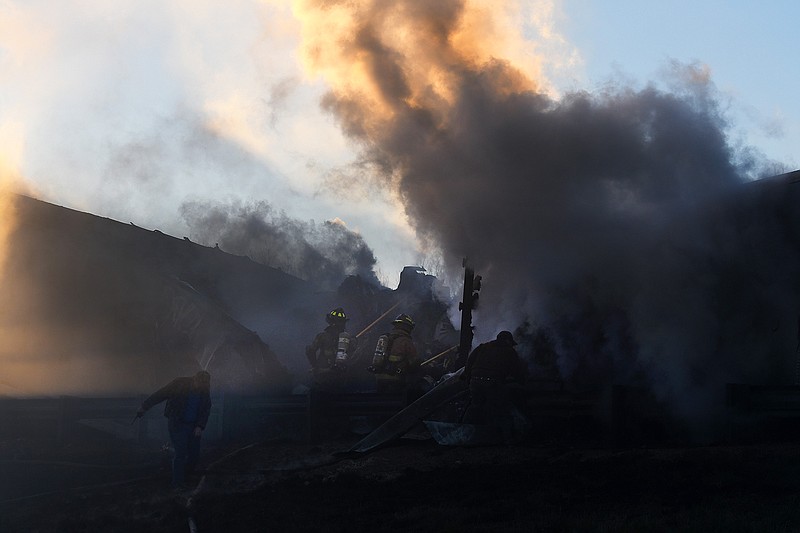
[295,0,799,431]
[181,199,380,289]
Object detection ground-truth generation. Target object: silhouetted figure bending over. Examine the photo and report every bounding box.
[462,331,526,443]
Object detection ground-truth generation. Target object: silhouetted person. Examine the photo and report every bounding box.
[462,331,526,443]
[136,370,212,488]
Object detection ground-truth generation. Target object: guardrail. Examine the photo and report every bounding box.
[21,384,789,447]
[0,392,407,445]
[726,383,800,442]
[726,384,800,412]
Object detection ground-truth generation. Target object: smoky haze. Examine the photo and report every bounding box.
[294,0,799,431]
[181,199,381,289]
[0,195,314,396]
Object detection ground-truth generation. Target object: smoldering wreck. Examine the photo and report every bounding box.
[2,171,800,531]
[2,167,800,448]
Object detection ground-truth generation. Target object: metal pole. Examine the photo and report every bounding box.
[457,258,475,368]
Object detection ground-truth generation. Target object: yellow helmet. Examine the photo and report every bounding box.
[326,307,347,324]
[392,313,415,330]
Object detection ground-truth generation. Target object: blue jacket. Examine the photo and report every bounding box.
[141,377,212,428]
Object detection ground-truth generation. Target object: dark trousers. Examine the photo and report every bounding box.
[376,376,406,395]
[463,379,514,443]
[168,420,201,486]
[377,376,421,406]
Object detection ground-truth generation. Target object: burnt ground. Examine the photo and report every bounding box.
[4,431,800,532]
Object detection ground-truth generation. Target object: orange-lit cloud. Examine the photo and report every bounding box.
[291,0,546,138]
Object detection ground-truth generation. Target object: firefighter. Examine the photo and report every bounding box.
[135,370,212,488]
[368,313,419,398]
[462,331,526,443]
[306,307,354,387]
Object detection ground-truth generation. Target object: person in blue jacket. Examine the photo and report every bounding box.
[136,370,212,488]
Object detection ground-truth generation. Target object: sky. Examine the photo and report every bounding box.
[557,0,797,170]
[0,0,796,288]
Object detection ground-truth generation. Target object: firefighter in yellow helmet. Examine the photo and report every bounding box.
[368,313,419,398]
[306,307,354,388]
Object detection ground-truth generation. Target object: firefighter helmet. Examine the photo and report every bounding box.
[392,313,415,330]
[326,307,348,324]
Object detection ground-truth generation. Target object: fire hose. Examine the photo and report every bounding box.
[354,300,403,339]
[420,345,458,367]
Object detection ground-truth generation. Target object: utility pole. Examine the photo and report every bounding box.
[456,258,481,368]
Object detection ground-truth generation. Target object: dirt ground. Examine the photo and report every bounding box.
[4,432,800,533]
